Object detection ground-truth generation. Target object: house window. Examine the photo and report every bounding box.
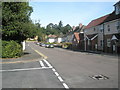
[100,25,103,32]
[108,25,110,31]
[116,21,120,30]
[94,28,96,31]
[100,40,103,46]
[107,39,111,47]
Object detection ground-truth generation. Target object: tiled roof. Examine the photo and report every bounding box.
[74,32,80,41]
[48,35,57,38]
[114,1,120,6]
[85,14,110,29]
[85,10,120,29]
[103,11,120,23]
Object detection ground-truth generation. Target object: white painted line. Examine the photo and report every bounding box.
[62,83,69,89]
[58,76,64,82]
[43,59,53,68]
[54,72,59,76]
[0,67,50,72]
[39,61,45,68]
[52,68,56,72]
[42,59,69,89]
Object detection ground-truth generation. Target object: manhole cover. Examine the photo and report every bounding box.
[90,74,109,80]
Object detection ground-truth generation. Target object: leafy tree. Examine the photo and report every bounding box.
[35,22,41,28]
[57,21,63,33]
[58,21,63,28]
[62,24,72,34]
[2,2,35,42]
[44,22,72,36]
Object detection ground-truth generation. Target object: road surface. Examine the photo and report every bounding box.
[1,41,118,88]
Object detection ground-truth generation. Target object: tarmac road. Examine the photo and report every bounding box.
[1,41,118,89]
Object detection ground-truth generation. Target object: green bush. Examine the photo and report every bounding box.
[2,40,23,58]
[44,42,57,45]
[62,42,72,49]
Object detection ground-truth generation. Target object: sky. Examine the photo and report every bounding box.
[29,2,116,27]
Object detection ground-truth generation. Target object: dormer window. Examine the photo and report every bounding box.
[114,1,120,15]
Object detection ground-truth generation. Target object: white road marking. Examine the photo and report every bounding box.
[39,60,45,68]
[62,83,69,89]
[54,72,59,76]
[40,59,70,89]
[58,76,64,82]
[52,68,56,72]
[0,67,50,72]
[43,59,53,68]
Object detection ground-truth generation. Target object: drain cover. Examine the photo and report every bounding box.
[90,74,109,80]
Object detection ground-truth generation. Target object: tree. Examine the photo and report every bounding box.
[62,24,72,34]
[57,21,63,33]
[58,21,63,28]
[44,22,72,36]
[2,2,35,42]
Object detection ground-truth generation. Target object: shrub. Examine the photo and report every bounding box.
[2,40,23,58]
[62,42,72,49]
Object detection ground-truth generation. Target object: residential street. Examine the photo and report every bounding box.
[1,41,118,88]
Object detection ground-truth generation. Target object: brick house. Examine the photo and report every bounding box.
[84,1,120,53]
[72,32,80,50]
[84,15,109,51]
[103,1,120,53]
[64,23,85,50]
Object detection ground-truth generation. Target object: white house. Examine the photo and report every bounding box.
[57,37,62,43]
[47,38,56,43]
[47,34,57,43]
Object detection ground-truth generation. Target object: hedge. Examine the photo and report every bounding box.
[2,40,23,58]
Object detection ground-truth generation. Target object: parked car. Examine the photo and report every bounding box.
[45,44,54,48]
[36,42,40,45]
[49,44,54,48]
[45,44,50,48]
[40,43,46,47]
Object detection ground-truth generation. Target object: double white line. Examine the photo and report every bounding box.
[39,59,53,68]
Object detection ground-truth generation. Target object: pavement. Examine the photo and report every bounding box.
[1,43,43,64]
[63,48,119,58]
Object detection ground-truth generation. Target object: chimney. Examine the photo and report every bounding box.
[79,23,83,28]
[72,26,76,31]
